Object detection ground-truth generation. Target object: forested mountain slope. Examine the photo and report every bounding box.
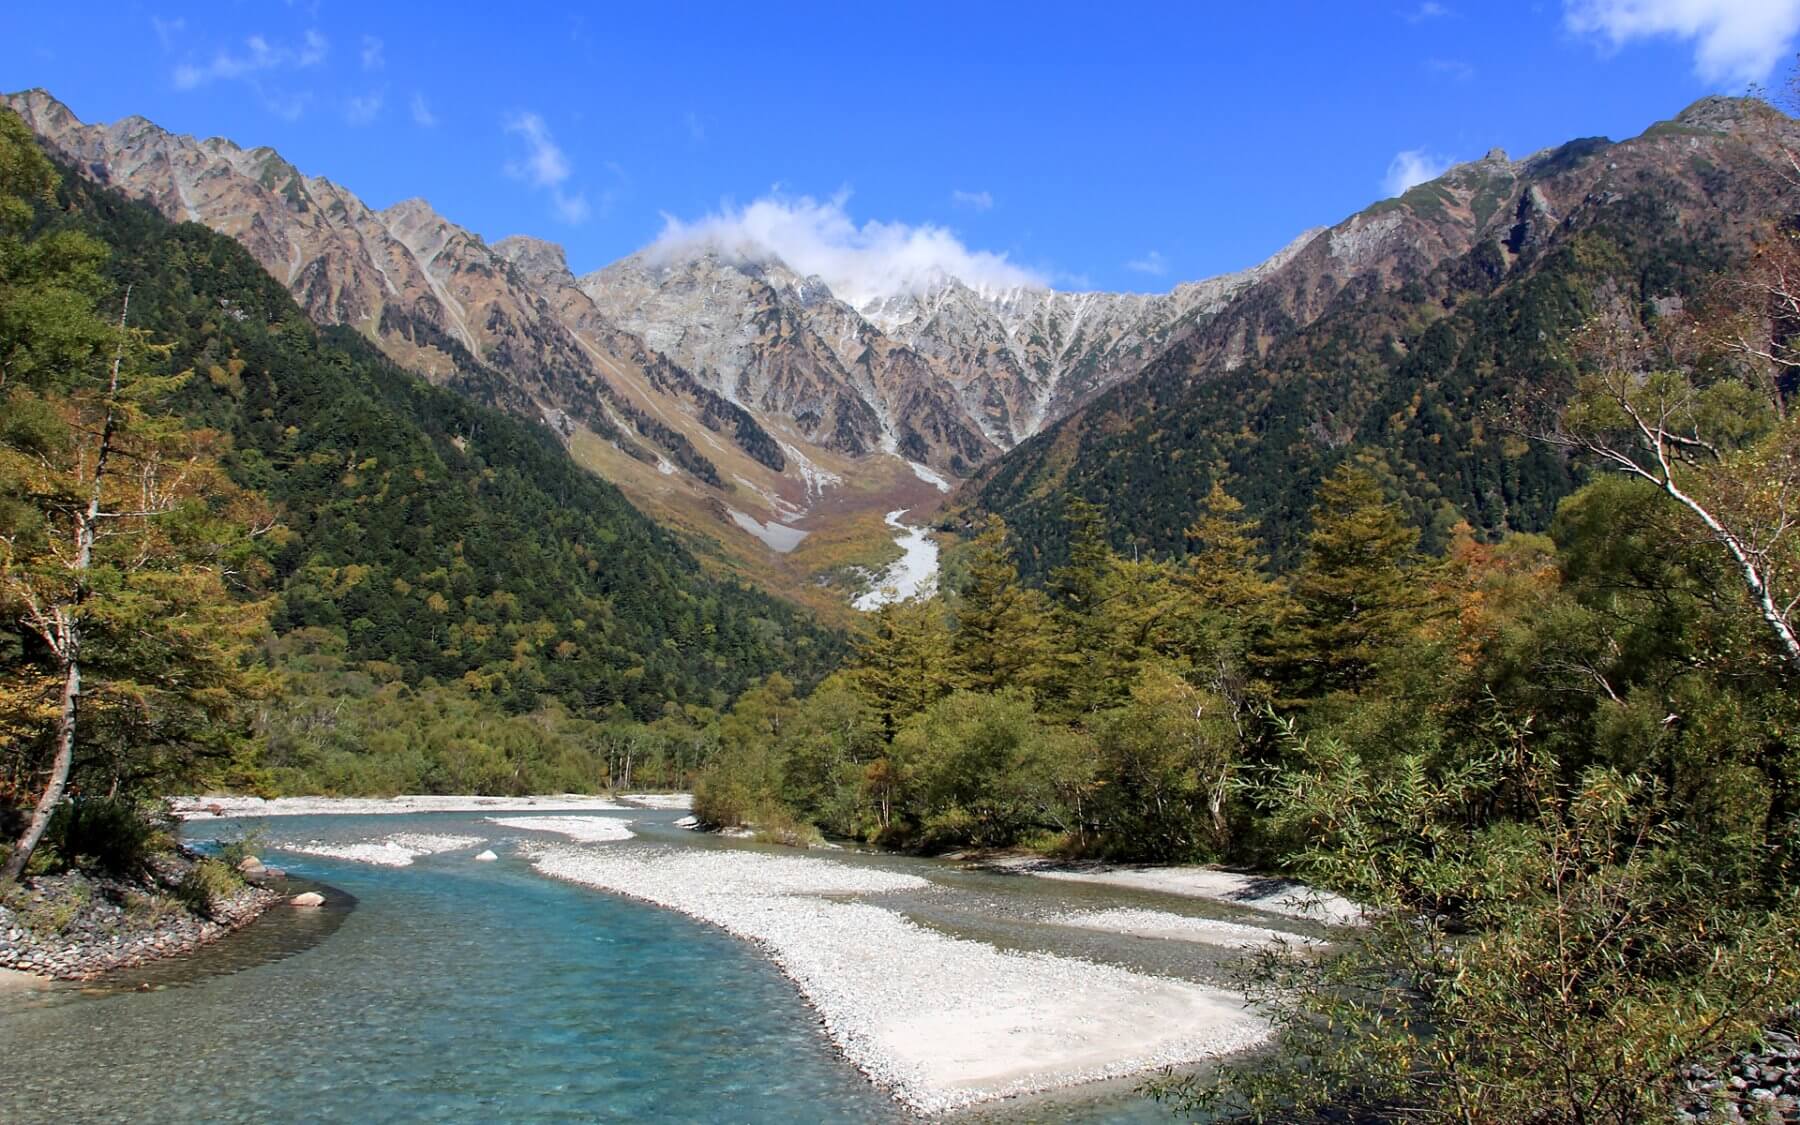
[964,97,1800,573]
[31,128,840,719]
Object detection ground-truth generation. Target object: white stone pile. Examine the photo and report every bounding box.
[614,793,694,810]
[282,833,484,867]
[1047,907,1324,949]
[485,816,635,843]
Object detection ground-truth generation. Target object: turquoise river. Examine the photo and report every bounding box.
[0,807,1307,1123]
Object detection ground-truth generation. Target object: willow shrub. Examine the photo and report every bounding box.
[1154,720,1800,1124]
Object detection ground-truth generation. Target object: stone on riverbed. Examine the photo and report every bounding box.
[235,856,264,873]
[473,850,498,862]
[289,892,324,907]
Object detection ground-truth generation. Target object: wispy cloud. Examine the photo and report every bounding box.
[172,29,328,90]
[684,111,706,144]
[1406,2,1452,21]
[950,189,995,211]
[1383,148,1454,196]
[1565,0,1800,85]
[1125,250,1168,276]
[648,192,1048,306]
[345,89,384,126]
[410,92,438,127]
[151,16,184,51]
[262,91,313,123]
[360,35,384,72]
[1426,57,1477,80]
[504,112,590,224]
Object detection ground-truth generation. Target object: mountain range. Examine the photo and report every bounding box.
[7,88,1794,606]
[964,96,1800,574]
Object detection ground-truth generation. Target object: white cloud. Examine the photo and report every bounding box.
[1565,0,1800,85]
[151,16,184,51]
[684,111,706,144]
[504,112,590,224]
[950,189,995,211]
[262,91,312,123]
[1382,148,1454,196]
[1406,2,1451,21]
[360,35,385,72]
[410,92,438,127]
[346,89,384,126]
[1125,250,1168,276]
[172,29,327,89]
[647,192,1048,306]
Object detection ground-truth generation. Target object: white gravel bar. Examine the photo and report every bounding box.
[614,793,693,810]
[485,816,635,843]
[1001,859,1362,926]
[531,846,1269,1114]
[1048,907,1325,949]
[171,794,628,819]
[281,833,485,867]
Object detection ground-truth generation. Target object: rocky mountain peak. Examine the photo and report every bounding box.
[380,196,443,227]
[494,234,575,288]
[1673,95,1765,133]
[8,88,75,132]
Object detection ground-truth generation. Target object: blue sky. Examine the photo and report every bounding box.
[5,1,1798,295]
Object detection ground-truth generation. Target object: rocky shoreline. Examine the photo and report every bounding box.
[1677,1014,1800,1123]
[0,852,282,982]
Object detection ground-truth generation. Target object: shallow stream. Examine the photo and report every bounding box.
[0,809,1300,1122]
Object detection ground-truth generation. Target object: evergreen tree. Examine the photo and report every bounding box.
[1262,464,1426,701]
[1045,497,1120,713]
[950,516,1052,693]
[1181,480,1279,616]
[847,598,958,738]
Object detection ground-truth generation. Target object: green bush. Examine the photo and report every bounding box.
[750,806,824,848]
[176,858,241,919]
[46,797,175,877]
[215,829,267,870]
[1153,726,1800,1124]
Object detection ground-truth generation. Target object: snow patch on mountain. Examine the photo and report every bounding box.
[726,509,810,553]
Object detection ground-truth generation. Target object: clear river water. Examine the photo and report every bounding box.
[0,809,1290,1123]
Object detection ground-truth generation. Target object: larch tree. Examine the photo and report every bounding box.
[848,597,958,738]
[1262,464,1426,701]
[950,516,1052,694]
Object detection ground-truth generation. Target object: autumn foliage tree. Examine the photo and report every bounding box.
[0,113,274,880]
